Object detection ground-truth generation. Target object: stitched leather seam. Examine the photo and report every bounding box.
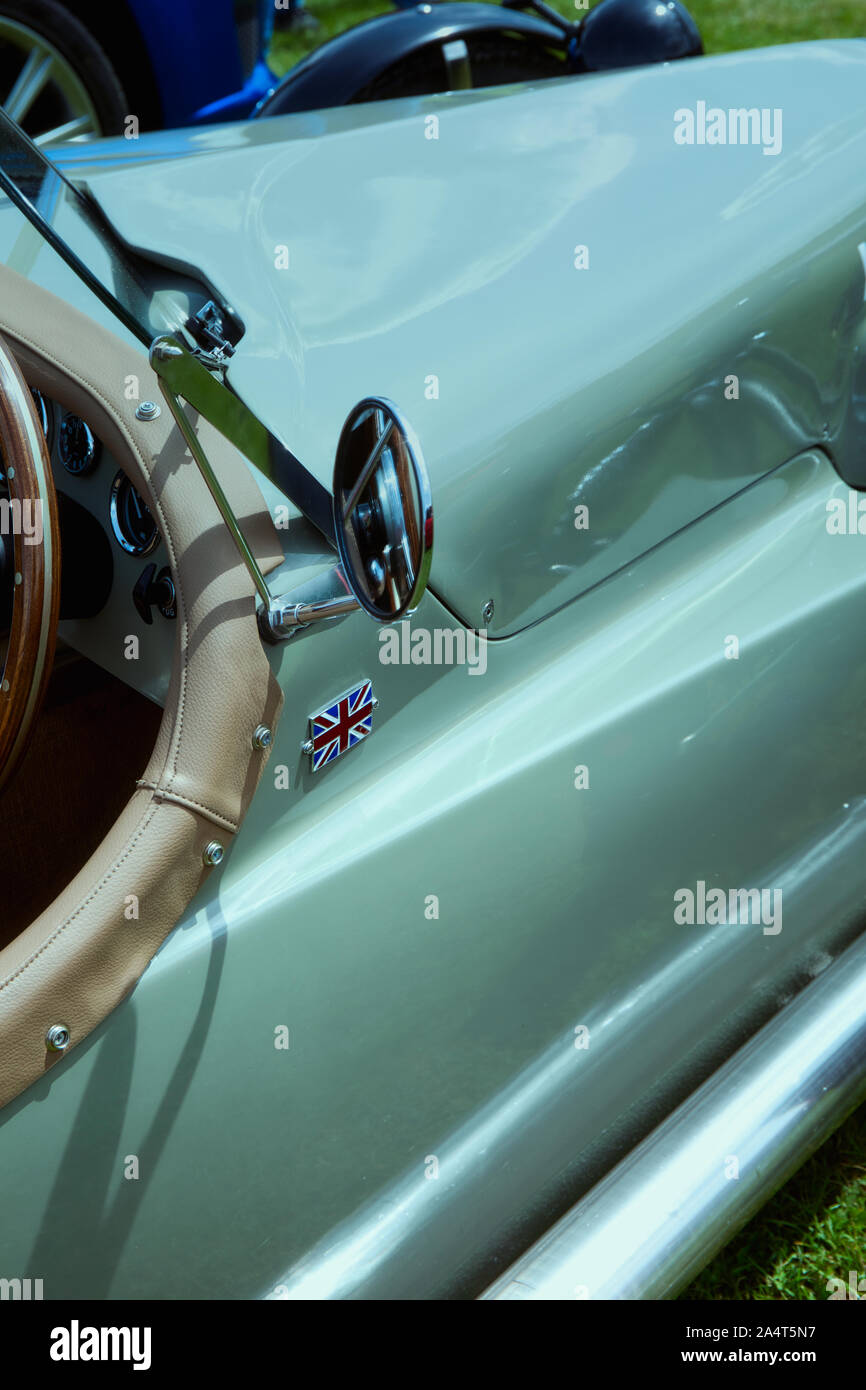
[0,799,161,995]
[0,316,257,1011]
[0,329,195,994]
[136,781,239,834]
[2,326,191,789]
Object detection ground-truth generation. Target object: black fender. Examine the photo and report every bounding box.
[254,4,568,117]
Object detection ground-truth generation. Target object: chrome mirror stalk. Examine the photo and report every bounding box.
[153,348,274,609]
[259,591,361,642]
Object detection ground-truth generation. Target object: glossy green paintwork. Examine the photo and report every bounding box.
[2,44,866,1299]
[4,448,866,1297]
[68,39,866,635]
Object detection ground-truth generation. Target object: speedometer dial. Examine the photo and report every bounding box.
[109,470,159,557]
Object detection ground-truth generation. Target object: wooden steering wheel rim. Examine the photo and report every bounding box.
[0,330,61,794]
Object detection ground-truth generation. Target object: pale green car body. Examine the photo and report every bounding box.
[1,39,866,1298]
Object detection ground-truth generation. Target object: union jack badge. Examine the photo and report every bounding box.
[304,680,375,772]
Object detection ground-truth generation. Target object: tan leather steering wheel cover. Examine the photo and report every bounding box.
[0,330,60,793]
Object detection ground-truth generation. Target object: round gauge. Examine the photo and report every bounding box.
[59,412,99,476]
[109,470,159,557]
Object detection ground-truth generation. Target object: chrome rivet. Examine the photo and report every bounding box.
[46,1024,70,1053]
[135,400,161,421]
[301,739,313,754]
[203,841,224,867]
[252,725,272,750]
[481,599,494,623]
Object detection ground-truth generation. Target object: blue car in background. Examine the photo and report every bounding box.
[0,0,276,143]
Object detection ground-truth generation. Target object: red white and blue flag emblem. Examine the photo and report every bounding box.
[308,680,375,772]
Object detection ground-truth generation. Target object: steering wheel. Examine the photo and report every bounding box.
[0,331,61,794]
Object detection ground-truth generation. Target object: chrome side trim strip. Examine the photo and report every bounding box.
[481,931,866,1300]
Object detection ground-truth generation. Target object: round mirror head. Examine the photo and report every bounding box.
[332,398,433,621]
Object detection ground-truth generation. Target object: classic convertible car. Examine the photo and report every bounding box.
[254,0,703,115]
[0,0,277,141]
[1,28,866,1304]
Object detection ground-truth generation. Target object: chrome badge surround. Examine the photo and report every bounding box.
[303,680,376,773]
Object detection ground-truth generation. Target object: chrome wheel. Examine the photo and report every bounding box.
[0,16,102,145]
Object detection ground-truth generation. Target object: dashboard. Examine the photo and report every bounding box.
[2,384,317,711]
[7,388,176,707]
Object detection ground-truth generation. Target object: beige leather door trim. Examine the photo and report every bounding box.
[0,264,286,1112]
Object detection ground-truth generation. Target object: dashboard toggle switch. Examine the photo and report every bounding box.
[133,563,177,624]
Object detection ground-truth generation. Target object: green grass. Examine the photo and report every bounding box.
[270,0,866,1304]
[685,1107,866,1299]
[692,0,863,52]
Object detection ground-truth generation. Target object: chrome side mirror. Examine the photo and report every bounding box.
[149,336,432,641]
[332,398,433,621]
[260,397,433,640]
